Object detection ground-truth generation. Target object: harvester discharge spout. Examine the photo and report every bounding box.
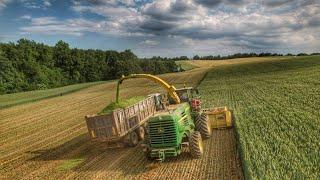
[116,74,181,104]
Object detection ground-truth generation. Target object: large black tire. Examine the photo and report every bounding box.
[195,113,212,139]
[128,131,139,147]
[194,112,202,131]
[189,131,204,158]
[136,126,145,140]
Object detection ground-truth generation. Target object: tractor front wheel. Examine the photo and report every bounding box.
[127,131,139,147]
[136,126,145,140]
[189,131,204,158]
[195,113,212,139]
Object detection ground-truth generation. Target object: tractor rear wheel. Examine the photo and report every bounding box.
[195,113,212,139]
[189,131,204,158]
[128,131,139,147]
[136,126,145,140]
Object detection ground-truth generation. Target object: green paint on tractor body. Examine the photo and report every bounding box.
[146,102,195,161]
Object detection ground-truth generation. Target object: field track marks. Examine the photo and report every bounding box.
[0,66,244,179]
[64,129,243,180]
[0,125,87,167]
[0,83,115,127]
[0,94,104,146]
[8,135,90,179]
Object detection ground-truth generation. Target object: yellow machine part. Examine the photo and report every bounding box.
[117,74,181,104]
[204,106,233,129]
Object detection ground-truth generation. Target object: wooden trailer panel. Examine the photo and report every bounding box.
[85,113,116,140]
[85,95,157,142]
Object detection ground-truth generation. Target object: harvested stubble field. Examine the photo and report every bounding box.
[199,56,320,179]
[3,56,314,179]
[0,81,104,109]
[0,63,245,179]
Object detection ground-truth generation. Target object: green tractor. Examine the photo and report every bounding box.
[143,91,211,161]
[113,73,212,161]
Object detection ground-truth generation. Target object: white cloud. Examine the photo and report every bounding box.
[140,39,160,46]
[20,15,32,20]
[119,0,135,6]
[20,0,52,9]
[0,0,12,10]
[20,17,105,36]
[20,16,146,37]
[43,0,51,7]
[30,17,59,25]
[73,5,137,17]
[19,0,320,55]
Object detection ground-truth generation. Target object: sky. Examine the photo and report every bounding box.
[0,0,319,57]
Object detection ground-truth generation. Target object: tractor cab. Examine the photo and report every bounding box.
[175,87,199,102]
[174,87,202,112]
[149,93,168,111]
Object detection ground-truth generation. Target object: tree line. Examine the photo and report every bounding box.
[139,52,320,62]
[191,52,320,60]
[0,39,178,94]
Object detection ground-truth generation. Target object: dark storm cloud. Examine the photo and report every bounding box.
[140,19,176,32]
[194,0,222,7]
[142,0,196,21]
[72,0,105,5]
[86,0,106,5]
[65,0,320,55]
[194,0,246,7]
[173,28,242,40]
[171,0,194,12]
[142,7,180,21]
[264,0,318,10]
[264,0,294,7]
[227,0,246,5]
[74,0,135,6]
[133,0,319,50]
[300,0,317,6]
[308,17,320,27]
[139,0,198,32]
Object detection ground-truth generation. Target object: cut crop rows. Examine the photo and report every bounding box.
[1,66,243,179]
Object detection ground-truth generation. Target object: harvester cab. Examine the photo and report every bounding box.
[175,87,202,112]
[174,86,233,129]
[149,93,168,111]
[175,87,199,102]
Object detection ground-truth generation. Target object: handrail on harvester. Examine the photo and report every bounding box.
[116,74,181,104]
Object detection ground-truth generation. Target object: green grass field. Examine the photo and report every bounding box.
[0,81,104,109]
[198,56,320,179]
[176,60,199,71]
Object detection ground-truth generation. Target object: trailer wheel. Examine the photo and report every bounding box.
[189,131,203,158]
[195,113,212,139]
[128,131,139,147]
[136,126,145,140]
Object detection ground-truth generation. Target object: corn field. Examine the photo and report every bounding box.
[199,56,320,179]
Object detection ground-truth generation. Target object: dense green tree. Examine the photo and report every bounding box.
[0,39,199,94]
[193,55,200,60]
[0,56,26,93]
[1,38,317,94]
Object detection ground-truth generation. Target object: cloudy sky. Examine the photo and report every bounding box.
[0,0,319,57]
